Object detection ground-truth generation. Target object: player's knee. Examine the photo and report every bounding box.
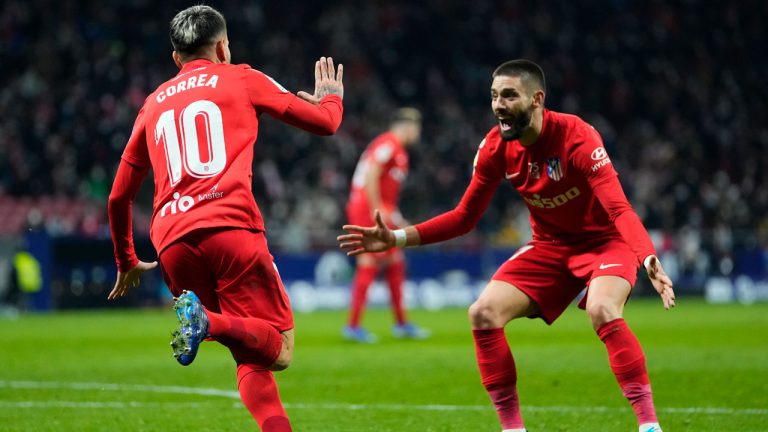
[468,301,503,329]
[269,334,294,371]
[269,350,292,371]
[586,301,621,328]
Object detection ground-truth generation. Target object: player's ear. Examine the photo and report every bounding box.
[172,51,183,70]
[532,90,545,108]
[215,39,229,64]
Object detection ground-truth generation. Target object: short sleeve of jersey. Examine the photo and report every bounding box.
[372,142,395,163]
[472,132,505,183]
[570,123,617,186]
[240,65,295,117]
[121,106,150,169]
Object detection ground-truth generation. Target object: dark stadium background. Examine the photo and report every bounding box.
[1,0,767,311]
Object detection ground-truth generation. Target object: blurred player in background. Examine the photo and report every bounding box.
[339,60,674,432]
[343,108,429,343]
[106,6,343,431]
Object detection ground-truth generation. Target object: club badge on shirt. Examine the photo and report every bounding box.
[546,157,563,181]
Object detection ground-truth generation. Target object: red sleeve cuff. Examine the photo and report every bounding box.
[116,254,139,273]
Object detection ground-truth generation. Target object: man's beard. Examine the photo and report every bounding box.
[499,106,534,141]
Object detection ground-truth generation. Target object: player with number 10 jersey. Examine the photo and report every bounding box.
[107,6,344,431]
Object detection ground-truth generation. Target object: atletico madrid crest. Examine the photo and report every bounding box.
[546,157,563,181]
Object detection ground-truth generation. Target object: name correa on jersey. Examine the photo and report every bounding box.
[156,73,219,103]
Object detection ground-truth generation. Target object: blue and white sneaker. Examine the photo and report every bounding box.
[170,290,209,366]
[392,322,431,340]
[639,423,663,432]
[342,325,378,343]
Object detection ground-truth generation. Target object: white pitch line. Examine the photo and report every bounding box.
[0,401,234,409]
[0,380,240,399]
[1,380,766,416]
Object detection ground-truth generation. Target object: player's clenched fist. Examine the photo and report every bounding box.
[297,56,344,104]
[338,210,395,256]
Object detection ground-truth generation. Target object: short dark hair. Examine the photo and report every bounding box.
[169,5,227,57]
[390,107,422,126]
[492,59,546,93]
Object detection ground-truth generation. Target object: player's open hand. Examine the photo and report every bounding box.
[108,260,158,300]
[645,255,676,310]
[338,210,395,256]
[297,56,344,104]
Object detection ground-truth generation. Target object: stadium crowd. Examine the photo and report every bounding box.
[0,0,766,277]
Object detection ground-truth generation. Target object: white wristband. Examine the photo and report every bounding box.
[393,229,407,248]
[643,255,654,269]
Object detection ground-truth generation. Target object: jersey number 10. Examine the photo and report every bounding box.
[154,100,227,186]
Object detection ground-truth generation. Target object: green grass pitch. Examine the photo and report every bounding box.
[1,298,767,431]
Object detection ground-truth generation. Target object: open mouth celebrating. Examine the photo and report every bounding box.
[498,117,513,132]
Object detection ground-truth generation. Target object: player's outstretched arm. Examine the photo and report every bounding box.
[108,260,158,300]
[107,159,155,300]
[297,56,343,104]
[338,210,421,256]
[644,255,676,310]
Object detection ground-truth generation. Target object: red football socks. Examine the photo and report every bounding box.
[597,318,658,425]
[348,265,378,327]
[473,328,524,429]
[237,364,292,432]
[385,261,407,325]
[206,310,283,367]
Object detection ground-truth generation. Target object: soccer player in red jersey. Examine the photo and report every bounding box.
[338,60,674,432]
[343,108,429,343]
[106,6,343,431]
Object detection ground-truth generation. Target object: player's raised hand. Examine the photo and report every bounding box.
[297,56,344,104]
[338,210,395,256]
[645,255,676,310]
[108,260,158,300]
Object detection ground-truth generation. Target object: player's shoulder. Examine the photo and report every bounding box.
[547,109,591,131]
[370,131,401,149]
[235,64,290,93]
[367,132,400,161]
[548,110,601,143]
[233,63,257,73]
[203,62,256,78]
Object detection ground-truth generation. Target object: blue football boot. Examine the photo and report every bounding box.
[170,290,209,366]
[342,325,378,343]
[392,322,431,340]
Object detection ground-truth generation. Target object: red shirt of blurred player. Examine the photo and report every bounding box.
[346,108,421,228]
[348,132,409,220]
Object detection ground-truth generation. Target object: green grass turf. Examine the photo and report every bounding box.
[1,298,767,431]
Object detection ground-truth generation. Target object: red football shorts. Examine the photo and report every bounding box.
[158,228,294,332]
[346,204,399,260]
[492,236,639,325]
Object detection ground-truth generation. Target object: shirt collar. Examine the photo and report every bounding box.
[178,59,215,75]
